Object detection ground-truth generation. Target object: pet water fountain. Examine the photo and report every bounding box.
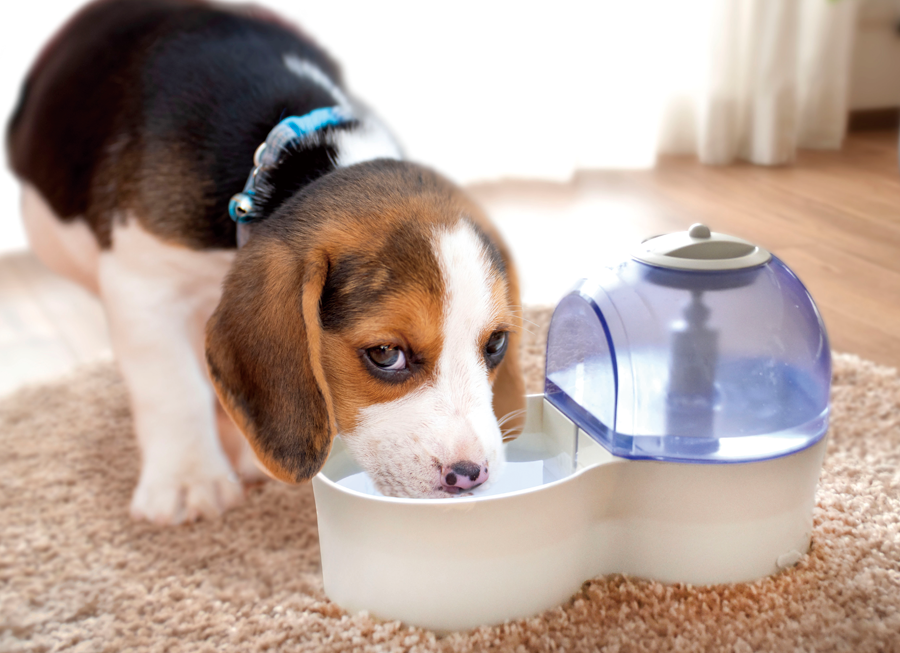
[311,224,831,632]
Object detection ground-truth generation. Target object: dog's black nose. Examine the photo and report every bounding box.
[452,461,481,481]
[441,461,488,493]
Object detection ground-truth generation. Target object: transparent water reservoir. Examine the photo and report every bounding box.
[544,226,831,464]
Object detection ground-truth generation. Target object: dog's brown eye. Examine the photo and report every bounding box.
[366,345,406,371]
[485,331,508,369]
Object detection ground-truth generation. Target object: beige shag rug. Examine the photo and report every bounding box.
[2,307,899,652]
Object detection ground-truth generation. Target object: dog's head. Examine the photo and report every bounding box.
[206,159,525,497]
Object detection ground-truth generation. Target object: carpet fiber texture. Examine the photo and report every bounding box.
[1,307,899,652]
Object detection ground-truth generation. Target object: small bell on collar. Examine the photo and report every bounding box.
[228,192,255,222]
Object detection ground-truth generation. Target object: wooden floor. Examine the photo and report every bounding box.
[0,130,898,396]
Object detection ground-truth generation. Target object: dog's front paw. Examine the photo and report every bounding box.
[130,462,244,525]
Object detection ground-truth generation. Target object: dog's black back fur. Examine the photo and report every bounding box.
[8,0,347,249]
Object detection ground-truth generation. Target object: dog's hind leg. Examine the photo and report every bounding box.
[20,184,101,295]
[99,216,242,525]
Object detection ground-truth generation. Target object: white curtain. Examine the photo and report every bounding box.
[658,0,860,165]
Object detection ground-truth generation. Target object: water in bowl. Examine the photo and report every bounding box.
[336,455,572,499]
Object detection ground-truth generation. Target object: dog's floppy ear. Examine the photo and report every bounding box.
[205,237,335,483]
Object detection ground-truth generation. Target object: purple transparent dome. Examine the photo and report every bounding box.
[544,257,830,463]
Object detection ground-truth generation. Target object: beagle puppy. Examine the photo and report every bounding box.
[8,0,525,524]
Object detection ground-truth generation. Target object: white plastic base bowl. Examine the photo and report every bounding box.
[312,395,826,632]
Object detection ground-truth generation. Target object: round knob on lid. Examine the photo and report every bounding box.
[633,224,771,271]
[688,223,711,239]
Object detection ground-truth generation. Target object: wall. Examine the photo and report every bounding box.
[850,0,900,110]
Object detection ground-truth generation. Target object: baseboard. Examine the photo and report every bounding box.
[848,108,900,132]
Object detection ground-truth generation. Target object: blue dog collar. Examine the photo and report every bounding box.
[228,106,353,226]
